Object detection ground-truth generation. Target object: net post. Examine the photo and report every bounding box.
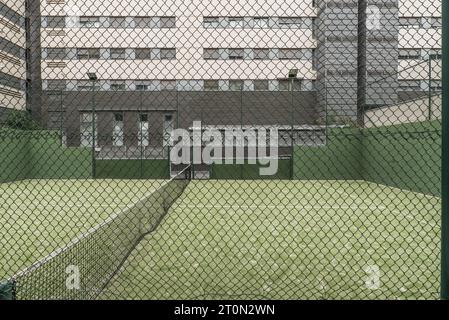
[441,0,449,300]
[0,280,15,300]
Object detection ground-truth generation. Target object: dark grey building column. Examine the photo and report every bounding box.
[25,0,42,125]
[315,0,399,123]
[365,0,399,109]
[357,0,367,125]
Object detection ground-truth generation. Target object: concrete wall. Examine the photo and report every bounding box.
[364,92,441,128]
[42,90,318,147]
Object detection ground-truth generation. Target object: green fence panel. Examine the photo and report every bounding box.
[293,128,363,180]
[95,159,170,179]
[0,129,30,182]
[362,121,441,196]
[211,159,292,180]
[28,132,92,179]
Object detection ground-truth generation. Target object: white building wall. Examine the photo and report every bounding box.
[398,0,442,84]
[40,0,318,88]
[0,0,26,111]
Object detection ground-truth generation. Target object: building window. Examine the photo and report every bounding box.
[77,48,100,60]
[79,16,100,28]
[110,48,126,60]
[399,17,421,28]
[228,17,244,28]
[160,48,176,60]
[278,49,303,59]
[109,17,127,28]
[254,80,269,91]
[160,17,176,28]
[278,17,303,28]
[135,80,149,91]
[77,80,98,91]
[47,48,66,59]
[277,79,303,91]
[138,114,149,147]
[278,80,291,91]
[204,80,219,91]
[80,113,96,147]
[163,114,174,146]
[253,17,269,28]
[113,113,124,147]
[292,79,302,91]
[160,80,177,91]
[203,48,220,60]
[228,49,244,60]
[47,80,66,91]
[134,17,155,28]
[110,81,126,91]
[398,49,421,60]
[399,80,422,91]
[426,49,442,59]
[135,48,153,59]
[430,80,442,91]
[253,48,270,60]
[229,80,243,91]
[431,17,442,28]
[46,16,65,28]
[204,17,219,28]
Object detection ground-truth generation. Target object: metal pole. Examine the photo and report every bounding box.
[357,0,367,127]
[60,89,63,145]
[240,83,243,179]
[325,70,328,141]
[441,0,449,300]
[429,54,433,120]
[290,78,294,180]
[91,79,96,178]
[140,91,143,179]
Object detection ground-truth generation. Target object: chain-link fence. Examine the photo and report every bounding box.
[0,0,445,300]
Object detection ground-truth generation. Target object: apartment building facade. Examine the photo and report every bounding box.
[398,0,442,99]
[1,0,441,154]
[0,0,27,121]
[37,0,318,155]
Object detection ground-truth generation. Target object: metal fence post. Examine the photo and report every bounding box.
[290,78,294,180]
[357,0,367,127]
[139,91,143,179]
[429,54,433,120]
[441,0,449,300]
[91,79,96,179]
[60,89,64,145]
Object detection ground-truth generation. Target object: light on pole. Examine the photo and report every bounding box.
[288,69,298,179]
[87,72,97,178]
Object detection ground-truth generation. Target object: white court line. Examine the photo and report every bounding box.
[391,209,437,227]
[0,203,128,209]
[367,183,440,200]
[174,204,389,211]
[174,203,438,227]
[332,187,364,200]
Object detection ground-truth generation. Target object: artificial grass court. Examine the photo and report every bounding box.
[0,179,440,299]
[0,179,165,279]
[101,180,440,300]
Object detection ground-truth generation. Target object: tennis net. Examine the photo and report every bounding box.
[1,165,191,300]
